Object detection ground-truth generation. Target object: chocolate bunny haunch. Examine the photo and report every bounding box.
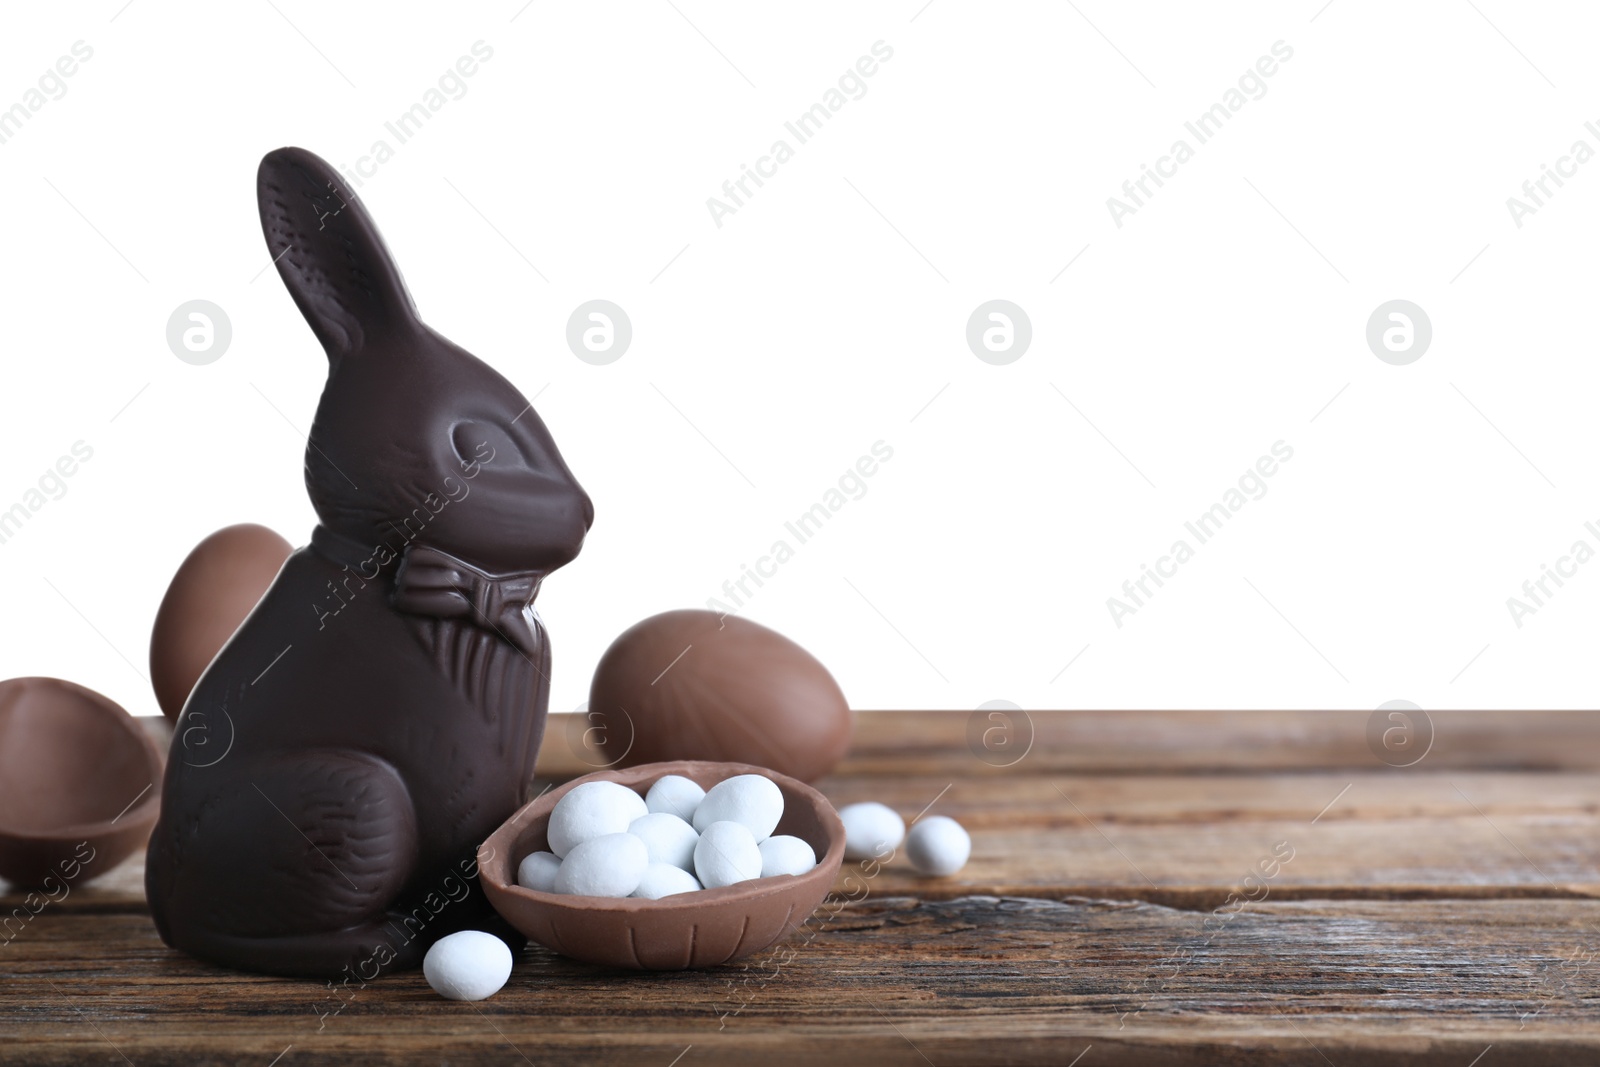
[146,147,592,978]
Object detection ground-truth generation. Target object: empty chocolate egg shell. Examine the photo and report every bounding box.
[0,677,163,887]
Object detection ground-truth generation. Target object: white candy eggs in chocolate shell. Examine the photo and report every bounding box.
[520,770,839,906]
[633,862,703,900]
[694,821,763,889]
[628,812,700,871]
[692,774,783,839]
[758,835,817,878]
[547,780,648,858]
[516,850,562,893]
[645,774,706,822]
[553,833,649,897]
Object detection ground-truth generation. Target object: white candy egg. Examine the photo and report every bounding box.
[628,812,699,871]
[516,850,562,893]
[757,835,816,878]
[693,821,763,888]
[839,802,905,860]
[552,832,649,897]
[632,861,703,900]
[547,781,648,857]
[645,774,706,822]
[906,815,971,876]
[423,930,513,1001]
[691,774,784,839]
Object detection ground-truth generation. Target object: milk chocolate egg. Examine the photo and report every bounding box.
[589,610,852,782]
[150,523,293,721]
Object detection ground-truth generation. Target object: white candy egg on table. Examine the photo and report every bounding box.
[516,850,562,893]
[645,774,706,822]
[552,832,649,897]
[691,774,784,839]
[906,815,971,876]
[547,781,649,858]
[632,861,703,900]
[839,801,905,860]
[694,820,763,888]
[628,812,699,871]
[422,930,513,1001]
[757,835,816,877]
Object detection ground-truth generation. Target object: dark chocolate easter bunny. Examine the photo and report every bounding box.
[146,147,592,978]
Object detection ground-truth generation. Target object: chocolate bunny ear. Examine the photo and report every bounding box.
[257,147,419,360]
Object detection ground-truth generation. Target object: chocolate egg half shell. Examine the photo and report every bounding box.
[0,677,163,887]
[150,523,293,722]
[588,610,852,782]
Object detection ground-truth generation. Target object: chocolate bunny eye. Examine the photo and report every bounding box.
[451,420,520,471]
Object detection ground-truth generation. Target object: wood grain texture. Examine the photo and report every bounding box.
[4,898,1597,1065]
[151,709,1600,777]
[40,769,1600,913]
[822,709,1600,774]
[2,710,1597,1064]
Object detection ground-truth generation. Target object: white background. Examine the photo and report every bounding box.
[1,1,1597,717]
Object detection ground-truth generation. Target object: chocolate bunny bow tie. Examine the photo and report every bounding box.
[393,545,543,655]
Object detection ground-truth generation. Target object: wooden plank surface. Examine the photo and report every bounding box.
[5,899,1598,1065]
[150,708,1600,778]
[36,769,1600,913]
[539,709,1600,776]
[4,711,1599,1064]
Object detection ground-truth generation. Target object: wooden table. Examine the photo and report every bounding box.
[6,710,1599,1065]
